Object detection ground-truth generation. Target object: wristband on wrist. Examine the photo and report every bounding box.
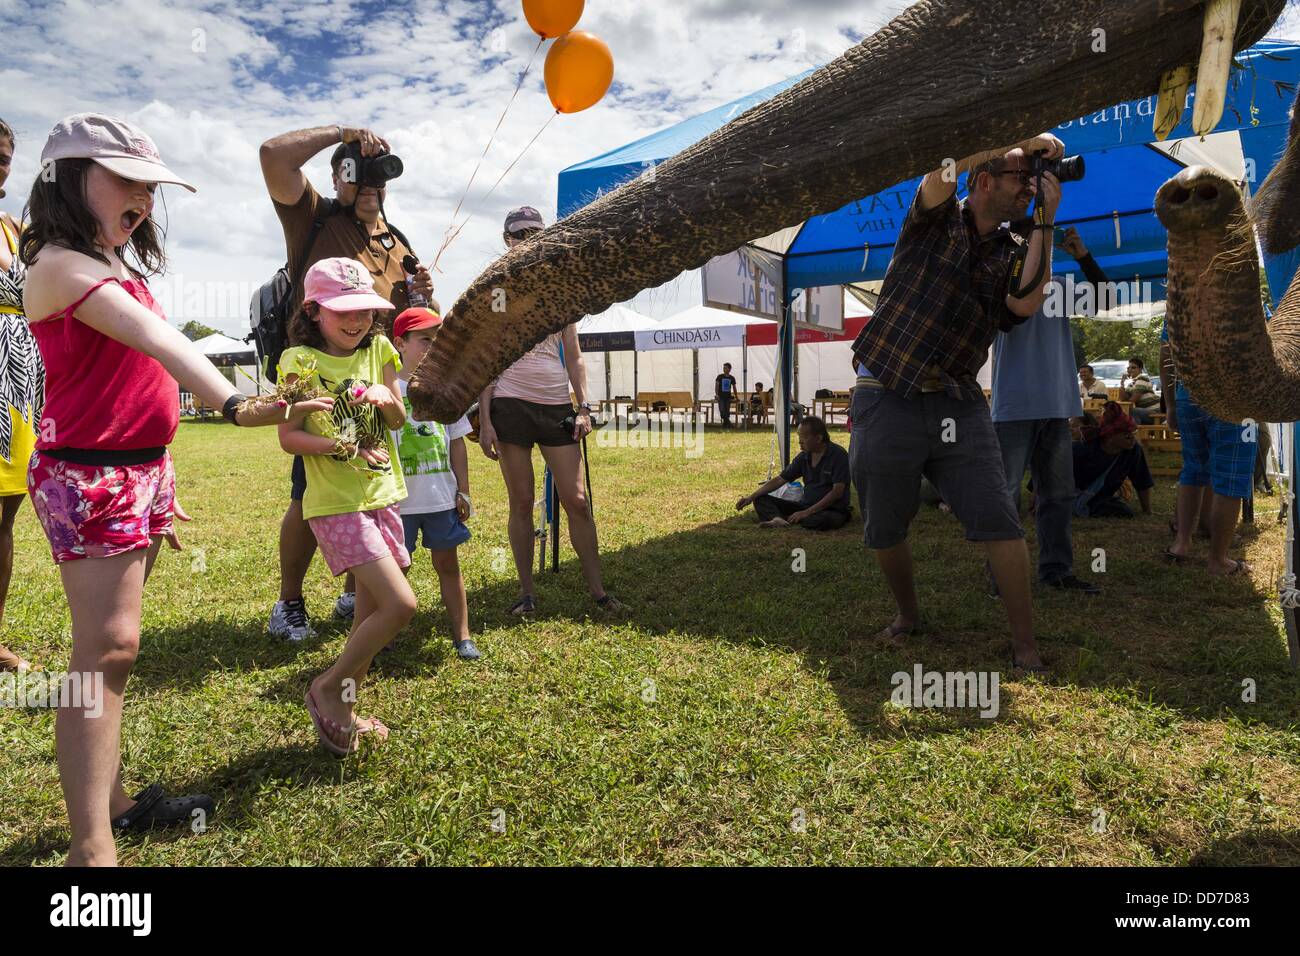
[222,394,247,425]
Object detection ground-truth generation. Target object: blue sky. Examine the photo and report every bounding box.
[3,0,1298,334]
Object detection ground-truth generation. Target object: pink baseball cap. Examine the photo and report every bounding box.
[41,113,197,192]
[303,257,395,312]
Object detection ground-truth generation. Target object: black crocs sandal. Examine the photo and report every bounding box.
[112,783,214,832]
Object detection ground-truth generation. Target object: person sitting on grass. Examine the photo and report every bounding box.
[390,306,479,660]
[736,416,851,530]
[1071,402,1154,519]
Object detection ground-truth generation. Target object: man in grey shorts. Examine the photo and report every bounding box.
[848,131,1067,672]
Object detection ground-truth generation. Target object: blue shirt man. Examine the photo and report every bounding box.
[989,226,1102,594]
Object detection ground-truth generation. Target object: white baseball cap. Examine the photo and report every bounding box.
[40,113,197,192]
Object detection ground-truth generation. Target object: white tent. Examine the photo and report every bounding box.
[192,332,256,364]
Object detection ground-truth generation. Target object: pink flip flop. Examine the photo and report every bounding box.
[304,688,358,756]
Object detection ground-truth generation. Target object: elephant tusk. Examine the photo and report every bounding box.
[1193,0,1243,136]
[1154,65,1192,141]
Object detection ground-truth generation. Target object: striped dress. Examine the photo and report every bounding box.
[0,215,43,495]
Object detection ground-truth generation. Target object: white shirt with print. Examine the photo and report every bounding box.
[392,378,472,515]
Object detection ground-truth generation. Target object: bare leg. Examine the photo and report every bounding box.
[873,540,919,639]
[540,442,605,599]
[309,556,416,736]
[0,494,23,626]
[57,548,150,867]
[496,442,538,599]
[0,495,28,671]
[1168,483,1204,560]
[1206,493,1249,576]
[985,538,1042,667]
[430,548,470,644]
[1197,485,1214,537]
[278,499,317,603]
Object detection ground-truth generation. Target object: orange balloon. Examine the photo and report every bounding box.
[544,31,614,114]
[523,0,584,39]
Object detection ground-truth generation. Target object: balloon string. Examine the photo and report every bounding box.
[432,36,545,272]
[432,111,560,271]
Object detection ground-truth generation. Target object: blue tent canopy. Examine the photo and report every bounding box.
[558,39,1299,301]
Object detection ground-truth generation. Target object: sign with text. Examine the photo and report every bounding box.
[702,247,843,332]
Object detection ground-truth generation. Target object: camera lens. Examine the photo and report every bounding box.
[1055,155,1086,183]
[375,154,404,181]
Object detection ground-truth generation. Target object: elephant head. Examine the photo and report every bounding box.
[409,0,1286,423]
[1157,91,1300,425]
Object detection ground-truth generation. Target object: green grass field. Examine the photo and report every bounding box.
[3,420,1299,865]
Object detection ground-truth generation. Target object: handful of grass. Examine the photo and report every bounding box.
[234,356,325,421]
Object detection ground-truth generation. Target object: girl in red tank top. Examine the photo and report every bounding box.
[20,114,333,867]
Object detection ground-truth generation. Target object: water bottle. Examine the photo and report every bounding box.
[402,254,428,308]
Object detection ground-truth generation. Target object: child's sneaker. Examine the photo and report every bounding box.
[268,599,313,642]
[334,591,356,620]
[453,638,481,660]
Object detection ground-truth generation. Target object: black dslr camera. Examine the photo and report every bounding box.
[340,141,404,189]
[1029,151,1085,183]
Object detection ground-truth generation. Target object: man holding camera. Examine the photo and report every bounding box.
[260,124,434,640]
[848,134,1067,672]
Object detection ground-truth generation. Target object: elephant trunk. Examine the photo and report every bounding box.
[409,0,1285,423]
[1157,165,1300,424]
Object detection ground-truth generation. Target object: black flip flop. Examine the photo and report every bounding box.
[112,783,214,832]
[508,595,537,616]
[1010,653,1050,675]
[1162,548,1187,565]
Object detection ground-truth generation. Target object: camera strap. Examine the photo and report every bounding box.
[1008,169,1051,300]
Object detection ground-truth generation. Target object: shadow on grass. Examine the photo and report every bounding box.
[456,506,1297,736]
[1190,828,1300,865]
[126,504,1296,742]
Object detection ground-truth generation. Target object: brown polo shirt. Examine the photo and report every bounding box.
[273,181,414,335]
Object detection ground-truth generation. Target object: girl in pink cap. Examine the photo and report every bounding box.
[20,113,334,866]
[278,256,415,756]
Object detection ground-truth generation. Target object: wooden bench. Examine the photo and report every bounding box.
[815,391,852,425]
[634,391,698,422]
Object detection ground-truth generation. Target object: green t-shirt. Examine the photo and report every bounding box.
[280,337,407,519]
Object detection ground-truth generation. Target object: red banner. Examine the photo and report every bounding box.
[743,315,870,347]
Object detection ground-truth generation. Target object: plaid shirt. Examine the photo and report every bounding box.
[851,188,1027,401]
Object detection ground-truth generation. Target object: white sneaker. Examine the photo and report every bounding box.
[268,599,313,642]
[334,591,356,620]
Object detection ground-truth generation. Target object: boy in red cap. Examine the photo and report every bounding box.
[391,307,479,659]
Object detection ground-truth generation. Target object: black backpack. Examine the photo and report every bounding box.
[248,200,336,384]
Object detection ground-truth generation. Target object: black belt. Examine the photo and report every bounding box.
[41,447,167,466]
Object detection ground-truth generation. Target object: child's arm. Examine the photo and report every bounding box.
[43,257,328,426]
[450,435,470,512]
[361,361,406,430]
[277,374,337,456]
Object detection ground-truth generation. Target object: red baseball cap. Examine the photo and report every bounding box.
[392,307,442,339]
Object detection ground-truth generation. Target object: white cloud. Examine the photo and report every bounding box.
[2,0,1297,336]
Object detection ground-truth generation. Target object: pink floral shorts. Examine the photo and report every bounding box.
[27,450,176,563]
[308,504,411,577]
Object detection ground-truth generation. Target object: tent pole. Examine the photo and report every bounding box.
[692,348,699,404]
[604,349,611,405]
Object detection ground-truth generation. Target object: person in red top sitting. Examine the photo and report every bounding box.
[20,114,331,867]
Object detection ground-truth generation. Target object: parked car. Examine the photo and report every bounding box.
[1088,358,1162,395]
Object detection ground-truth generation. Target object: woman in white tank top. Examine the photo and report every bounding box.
[476,206,627,616]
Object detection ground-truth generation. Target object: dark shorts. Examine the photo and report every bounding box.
[849,386,1023,550]
[491,397,577,449]
[402,508,472,552]
[290,455,307,501]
